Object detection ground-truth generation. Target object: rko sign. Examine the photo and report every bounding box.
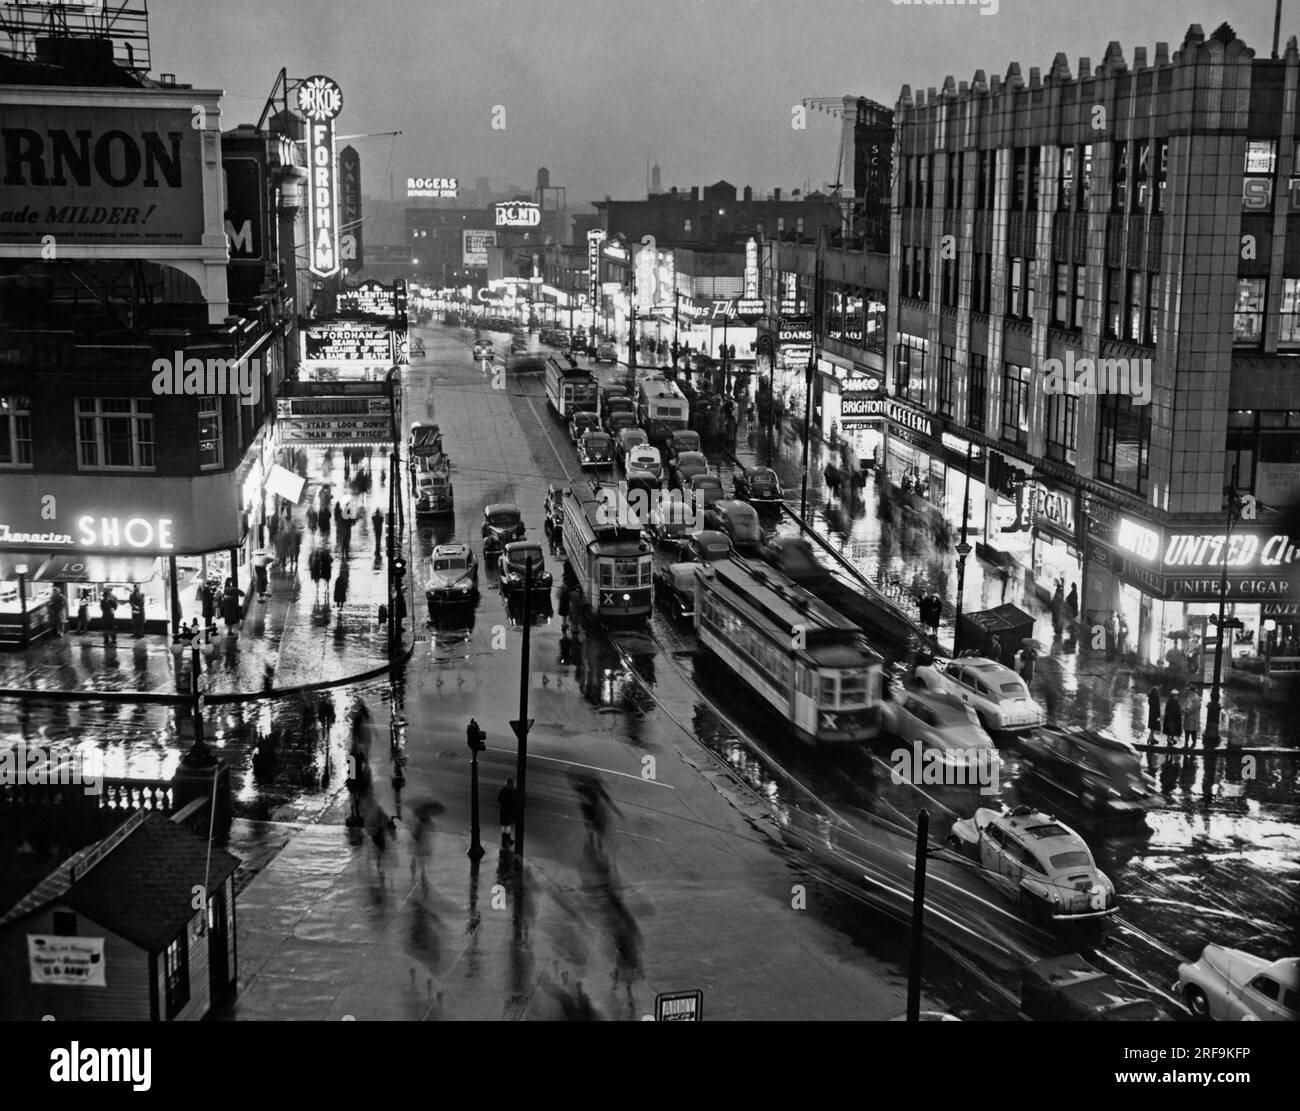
[297,75,344,278]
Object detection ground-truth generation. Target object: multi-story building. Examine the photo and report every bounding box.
[0,28,304,647]
[889,22,1300,671]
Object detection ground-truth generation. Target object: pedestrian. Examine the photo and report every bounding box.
[48,585,67,637]
[254,560,269,602]
[318,694,336,735]
[1049,581,1064,639]
[319,505,331,541]
[372,506,384,554]
[319,547,333,587]
[288,528,302,574]
[1182,685,1203,748]
[306,505,319,533]
[1163,687,1183,746]
[200,580,216,632]
[333,565,349,609]
[1064,583,1079,632]
[1117,615,1129,660]
[221,577,245,635]
[1019,641,1037,683]
[100,588,119,644]
[333,502,343,530]
[125,582,145,637]
[988,633,1003,664]
[497,777,518,848]
[75,588,91,633]
[1146,685,1162,742]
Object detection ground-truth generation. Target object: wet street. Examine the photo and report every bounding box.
[4,319,1297,1019]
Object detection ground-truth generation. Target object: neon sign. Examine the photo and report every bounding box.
[297,75,343,278]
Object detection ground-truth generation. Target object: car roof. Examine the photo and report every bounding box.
[678,452,707,465]
[485,502,520,515]
[432,543,470,558]
[993,807,1085,848]
[665,563,701,590]
[504,541,543,555]
[691,474,723,487]
[691,530,730,545]
[950,657,1019,679]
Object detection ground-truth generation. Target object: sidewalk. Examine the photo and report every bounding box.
[0,460,407,702]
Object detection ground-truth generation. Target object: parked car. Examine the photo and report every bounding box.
[947,805,1118,923]
[578,430,614,469]
[425,543,479,609]
[1017,725,1159,819]
[733,466,782,505]
[606,411,638,438]
[602,397,635,432]
[880,684,998,769]
[482,502,525,556]
[703,499,761,551]
[689,472,726,509]
[914,656,1045,733]
[625,445,663,490]
[670,450,709,490]
[414,469,454,517]
[543,485,565,539]
[646,492,700,546]
[653,563,698,622]
[675,529,733,564]
[472,339,493,360]
[615,427,649,464]
[499,541,553,593]
[1177,947,1298,1021]
[568,410,601,442]
[666,429,702,462]
[595,342,619,363]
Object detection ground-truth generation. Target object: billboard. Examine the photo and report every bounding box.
[338,144,362,268]
[462,228,496,267]
[495,201,541,227]
[0,102,205,246]
[301,322,393,362]
[407,176,458,199]
[222,157,263,260]
[296,75,344,278]
[27,936,106,988]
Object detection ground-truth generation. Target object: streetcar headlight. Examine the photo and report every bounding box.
[622,593,630,602]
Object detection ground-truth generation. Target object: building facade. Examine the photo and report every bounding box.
[889,22,1300,672]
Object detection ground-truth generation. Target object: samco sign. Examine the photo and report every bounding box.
[296,75,344,278]
[495,202,541,227]
[0,100,206,246]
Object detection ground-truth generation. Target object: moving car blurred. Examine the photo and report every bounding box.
[880,683,998,767]
[946,805,1118,923]
[689,472,725,509]
[1021,954,1164,1021]
[482,502,525,556]
[499,541,553,594]
[425,543,479,610]
[652,563,698,622]
[472,339,493,360]
[1017,725,1158,818]
[595,342,619,363]
[1177,947,1298,1021]
[914,656,1044,733]
[703,499,761,552]
[760,534,827,586]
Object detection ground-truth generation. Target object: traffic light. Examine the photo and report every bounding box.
[392,556,407,583]
[466,718,486,752]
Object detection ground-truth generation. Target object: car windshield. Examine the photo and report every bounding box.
[433,558,465,571]
[999,681,1028,696]
[510,548,544,566]
[488,512,519,527]
[1047,850,1092,871]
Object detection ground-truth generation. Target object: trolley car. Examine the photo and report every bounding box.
[560,483,654,621]
[693,559,884,744]
[544,355,599,421]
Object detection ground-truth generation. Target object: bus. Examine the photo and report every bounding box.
[636,376,689,447]
[544,355,599,420]
[693,559,884,744]
[560,482,654,622]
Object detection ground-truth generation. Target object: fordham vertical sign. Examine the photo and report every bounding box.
[296,75,344,278]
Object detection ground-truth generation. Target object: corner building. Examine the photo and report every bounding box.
[889,22,1300,675]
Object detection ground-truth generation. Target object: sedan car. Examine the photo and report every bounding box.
[568,410,601,442]
[615,427,649,463]
[880,685,998,770]
[689,472,726,509]
[595,342,619,363]
[675,529,733,564]
[1177,947,1298,1021]
[499,541,553,593]
[733,466,782,505]
[472,340,493,360]
[625,445,663,490]
[915,656,1045,733]
[605,411,638,437]
[577,430,614,469]
[666,430,702,462]
[482,502,525,556]
[1017,725,1158,818]
[947,805,1118,923]
[652,563,698,622]
[669,450,709,490]
[425,543,479,609]
[760,535,828,586]
[646,492,701,546]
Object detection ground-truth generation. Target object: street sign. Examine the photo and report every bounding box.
[509,718,535,742]
[654,990,703,1021]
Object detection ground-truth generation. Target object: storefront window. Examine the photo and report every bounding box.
[1279,278,1300,349]
[76,398,155,471]
[864,294,885,353]
[0,395,32,467]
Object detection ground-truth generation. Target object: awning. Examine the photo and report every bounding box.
[0,552,163,583]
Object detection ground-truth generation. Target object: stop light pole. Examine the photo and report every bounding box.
[466,717,486,860]
[511,559,536,859]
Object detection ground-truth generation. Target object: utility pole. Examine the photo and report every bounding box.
[1204,464,1242,747]
[627,272,638,394]
[906,809,930,1022]
[510,559,536,858]
[756,334,775,466]
[953,438,974,655]
[799,228,823,525]
[386,364,401,659]
[466,718,486,860]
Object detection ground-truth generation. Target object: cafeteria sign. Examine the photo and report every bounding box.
[28,935,106,987]
[297,75,344,278]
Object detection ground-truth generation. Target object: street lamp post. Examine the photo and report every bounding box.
[386,364,402,659]
[953,439,975,655]
[172,629,217,767]
[1203,464,1242,747]
[756,334,775,466]
[511,559,536,859]
[798,229,824,526]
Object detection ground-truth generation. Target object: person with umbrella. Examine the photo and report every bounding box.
[253,553,271,603]
[1147,685,1162,743]
[1163,687,1183,747]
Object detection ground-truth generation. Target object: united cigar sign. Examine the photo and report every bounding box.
[297,75,344,278]
[0,99,207,246]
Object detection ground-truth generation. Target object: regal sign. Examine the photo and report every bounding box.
[495,201,541,227]
[297,75,343,278]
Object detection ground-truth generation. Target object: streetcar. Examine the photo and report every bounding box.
[560,482,654,622]
[544,355,599,420]
[636,375,690,448]
[693,559,884,745]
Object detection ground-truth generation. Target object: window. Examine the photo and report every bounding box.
[1234,278,1266,346]
[1243,140,1277,212]
[1001,362,1031,448]
[1046,392,1078,465]
[976,150,994,209]
[1080,143,1093,211]
[968,353,987,432]
[1144,273,1160,345]
[1052,263,1071,326]
[894,336,926,403]
[971,253,991,314]
[684,218,692,234]
[1097,392,1151,493]
[1073,265,1087,332]
[163,931,190,1018]
[925,155,935,208]
[941,253,960,308]
[1012,148,1028,211]
[1126,270,1143,342]
[76,398,155,471]
[1247,976,1280,1002]
[1281,278,1300,349]
[1007,257,1032,320]
[1027,148,1040,211]
[1111,141,1129,212]
[938,345,955,417]
[1059,146,1075,211]
[1105,268,1123,340]
[1152,139,1167,214]
[197,397,222,469]
[0,395,32,467]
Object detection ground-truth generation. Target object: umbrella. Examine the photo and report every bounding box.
[1166,630,1190,640]
[411,799,446,822]
[1021,637,1046,652]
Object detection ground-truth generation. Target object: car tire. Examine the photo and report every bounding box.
[1183,985,1211,1020]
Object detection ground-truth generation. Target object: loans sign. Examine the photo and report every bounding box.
[296,75,344,278]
